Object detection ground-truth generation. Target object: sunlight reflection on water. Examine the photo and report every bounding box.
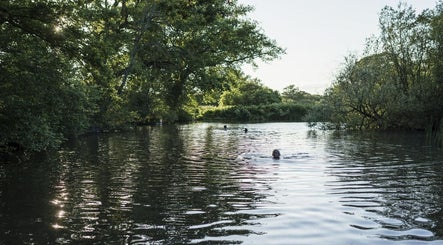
[1,123,443,244]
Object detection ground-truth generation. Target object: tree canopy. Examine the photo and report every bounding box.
[281,85,321,105]
[219,77,281,106]
[310,2,443,132]
[0,0,284,153]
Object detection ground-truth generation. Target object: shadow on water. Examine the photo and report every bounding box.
[3,123,443,244]
[0,124,278,244]
[325,130,443,241]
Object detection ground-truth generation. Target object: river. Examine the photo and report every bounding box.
[1,122,442,244]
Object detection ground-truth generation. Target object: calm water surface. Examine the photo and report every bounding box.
[1,123,443,244]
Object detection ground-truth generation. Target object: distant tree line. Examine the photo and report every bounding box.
[0,0,285,154]
[306,2,443,133]
[198,79,320,122]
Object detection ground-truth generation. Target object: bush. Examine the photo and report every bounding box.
[199,103,308,122]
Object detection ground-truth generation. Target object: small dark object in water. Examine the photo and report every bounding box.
[224,125,227,130]
[244,128,248,133]
[272,149,280,159]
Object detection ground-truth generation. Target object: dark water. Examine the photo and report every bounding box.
[1,123,443,244]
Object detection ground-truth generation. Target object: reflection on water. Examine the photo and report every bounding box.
[0,123,443,244]
[326,132,443,242]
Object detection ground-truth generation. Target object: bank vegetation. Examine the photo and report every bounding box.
[1,0,285,155]
[307,2,443,137]
[2,1,443,157]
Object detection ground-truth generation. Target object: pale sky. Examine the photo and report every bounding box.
[238,0,437,94]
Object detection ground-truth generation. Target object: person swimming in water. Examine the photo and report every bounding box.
[272,149,281,159]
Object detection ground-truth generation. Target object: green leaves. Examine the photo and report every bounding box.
[220,77,281,107]
[124,0,284,118]
[317,3,443,131]
[1,0,284,153]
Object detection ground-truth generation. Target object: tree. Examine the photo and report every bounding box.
[378,2,433,92]
[0,1,92,152]
[129,0,284,120]
[190,67,241,107]
[282,85,321,105]
[314,3,441,131]
[429,1,443,131]
[0,0,285,154]
[219,78,281,106]
[323,54,398,129]
[377,3,437,129]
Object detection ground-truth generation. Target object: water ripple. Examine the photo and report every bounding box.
[326,133,443,242]
[2,123,443,244]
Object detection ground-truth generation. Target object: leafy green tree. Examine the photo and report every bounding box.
[429,1,443,131]
[0,1,92,152]
[374,3,436,129]
[128,0,284,121]
[322,54,399,129]
[0,0,285,154]
[282,85,306,103]
[378,3,433,92]
[191,67,241,106]
[219,78,281,106]
[311,3,442,131]
[282,85,321,105]
[72,0,138,127]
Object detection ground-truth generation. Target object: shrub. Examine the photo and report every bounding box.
[199,103,308,122]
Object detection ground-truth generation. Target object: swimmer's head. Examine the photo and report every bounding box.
[272,149,281,159]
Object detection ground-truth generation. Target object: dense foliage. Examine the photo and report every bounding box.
[281,85,322,105]
[198,77,316,122]
[308,2,443,132]
[199,103,308,122]
[0,0,283,153]
[219,78,281,106]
